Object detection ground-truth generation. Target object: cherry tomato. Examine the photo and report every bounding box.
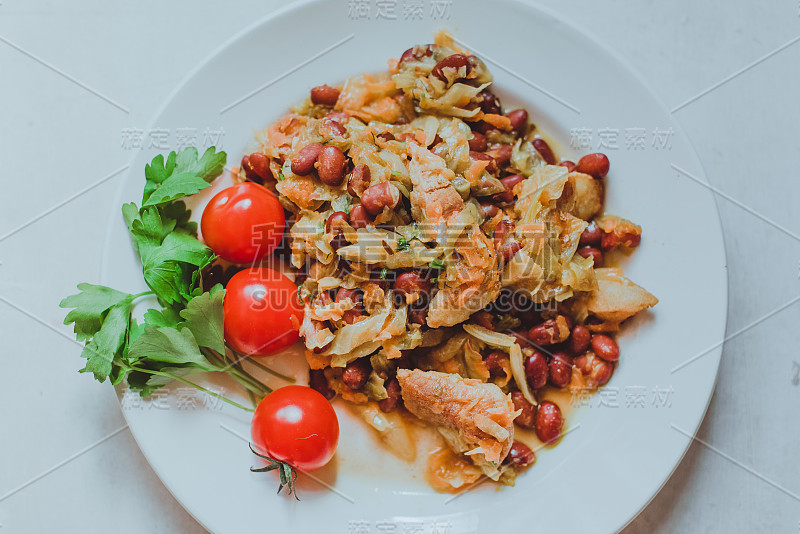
[251,385,339,471]
[201,182,285,264]
[223,267,304,356]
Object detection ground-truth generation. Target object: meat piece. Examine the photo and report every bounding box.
[397,369,517,465]
[407,142,464,240]
[588,268,658,328]
[565,171,603,221]
[426,226,501,328]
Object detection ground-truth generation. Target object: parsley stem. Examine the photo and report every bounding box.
[226,346,296,384]
[123,364,254,412]
[202,348,272,397]
[131,290,155,300]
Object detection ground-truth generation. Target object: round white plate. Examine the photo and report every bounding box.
[101,1,728,532]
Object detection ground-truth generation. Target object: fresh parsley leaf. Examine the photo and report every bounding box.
[61,284,134,341]
[78,298,133,381]
[142,147,226,206]
[127,325,210,368]
[143,307,182,328]
[160,200,197,236]
[430,258,445,270]
[396,237,410,251]
[144,174,211,207]
[379,267,388,280]
[144,232,213,268]
[125,207,214,305]
[179,287,225,354]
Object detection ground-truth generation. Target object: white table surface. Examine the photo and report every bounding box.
[1,0,799,532]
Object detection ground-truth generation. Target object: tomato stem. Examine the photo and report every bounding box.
[249,444,300,500]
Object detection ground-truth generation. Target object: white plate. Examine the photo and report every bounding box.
[101,1,728,532]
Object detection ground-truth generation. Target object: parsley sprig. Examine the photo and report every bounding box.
[60,147,288,410]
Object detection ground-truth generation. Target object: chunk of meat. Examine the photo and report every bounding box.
[566,171,603,221]
[407,142,464,239]
[397,369,517,465]
[588,268,658,328]
[426,226,501,328]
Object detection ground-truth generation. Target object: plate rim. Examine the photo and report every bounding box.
[99,1,730,531]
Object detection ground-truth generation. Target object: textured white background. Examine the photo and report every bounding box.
[1,0,799,532]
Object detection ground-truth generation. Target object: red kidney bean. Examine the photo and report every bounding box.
[347,164,371,198]
[493,219,515,248]
[524,351,549,390]
[576,153,610,178]
[377,132,395,142]
[489,144,513,166]
[431,53,472,82]
[577,246,603,265]
[349,204,371,229]
[336,287,364,325]
[379,377,403,412]
[325,211,349,234]
[472,311,494,330]
[241,152,272,183]
[479,89,502,115]
[502,241,523,261]
[309,369,335,400]
[342,358,371,390]
[511,391,536,429]
[479,201,499,220]
[317,145,347,186]
[532,138,556,165]
[579,221,602,246]
[310,85,340,106]
[591,334,620,362]
[548,352,573,388]
[408,306,428,325]
[335,287,363,304]
[516,307,542,326]
[399,44,436,64]
[505,440,536,467]
[468,131,488,152]
[527,324,554,346]
[506,109,528,134]
[493,174,525,204]
[394,271,431,297]
[568,325,592,355]
[469,150,498,174]
[291,143,323,176]
[320,118,346,137]
[559,160,576,172]
[395,132,416,143]
[484,350,509,378]
[473,120,499,135]
[529,317,570,345]
[361,182,401,215]
[510,329,530,347]
[535,401,564,444]
[601,230,641,251]
[325,111,350,124]
[574,353,614,387]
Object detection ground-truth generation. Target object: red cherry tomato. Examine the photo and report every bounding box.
[251,385,339,471]
[201,182,285,264]
[223,268,304,356]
